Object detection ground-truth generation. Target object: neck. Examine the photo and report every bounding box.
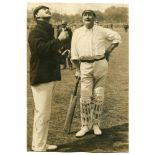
[37,18,50,23]
[85,23,94,29]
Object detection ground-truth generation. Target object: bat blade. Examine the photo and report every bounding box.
[63,94,78,133]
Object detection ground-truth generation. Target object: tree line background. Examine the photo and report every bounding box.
[27,6,128,30]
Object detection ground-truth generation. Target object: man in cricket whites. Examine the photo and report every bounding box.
[71,10,121,137]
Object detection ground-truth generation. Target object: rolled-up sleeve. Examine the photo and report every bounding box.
[71,30,79,60]
[104,28,122,44]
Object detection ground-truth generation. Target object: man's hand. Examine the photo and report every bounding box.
[58,30,69,41]
[104,49,111,61]
[75,69,81,79]
[72,60,81,78]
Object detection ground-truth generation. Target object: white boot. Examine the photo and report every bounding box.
[76,126,89,137]
[32,144,58,151]
[46,144,58,150]
[93,124,102,135]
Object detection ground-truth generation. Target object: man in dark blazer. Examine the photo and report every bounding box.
[58,20,72,69]
[28,5,69,151]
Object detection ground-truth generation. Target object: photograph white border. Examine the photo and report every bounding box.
[0,0,154,154]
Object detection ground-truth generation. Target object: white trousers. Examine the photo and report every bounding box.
[80,59,108,128]
[31,81,56,151]
[80,59,108,98]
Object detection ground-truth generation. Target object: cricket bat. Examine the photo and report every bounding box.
[63,77,80,133]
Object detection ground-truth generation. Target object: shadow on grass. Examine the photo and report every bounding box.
[55,123,128,152]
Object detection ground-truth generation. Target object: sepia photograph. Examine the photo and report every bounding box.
[27,2,128,152]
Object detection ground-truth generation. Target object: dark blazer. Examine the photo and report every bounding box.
[28,21,62,85]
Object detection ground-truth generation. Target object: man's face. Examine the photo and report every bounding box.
[82,12,95,28]
[62,24,67,28]
[36,8,52,19]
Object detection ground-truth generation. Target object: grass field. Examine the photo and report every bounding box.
[27,28,128,152]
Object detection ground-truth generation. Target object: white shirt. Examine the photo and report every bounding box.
[71,25,121,60]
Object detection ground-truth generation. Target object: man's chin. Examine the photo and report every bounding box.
[85,21,91,23]
[84,21,92,26]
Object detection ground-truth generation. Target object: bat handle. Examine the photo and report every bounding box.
[73,77,80,96]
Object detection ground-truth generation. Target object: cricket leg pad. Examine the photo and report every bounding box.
[92,95,104,127]
[80,97,92,129]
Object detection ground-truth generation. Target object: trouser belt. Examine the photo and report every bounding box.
[80,56,105,63]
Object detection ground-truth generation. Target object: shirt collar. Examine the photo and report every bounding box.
[62,27,66,31]
[36,20,53,35]
[83,25,96,32]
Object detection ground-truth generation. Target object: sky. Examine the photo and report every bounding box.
[27,3,128,15]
